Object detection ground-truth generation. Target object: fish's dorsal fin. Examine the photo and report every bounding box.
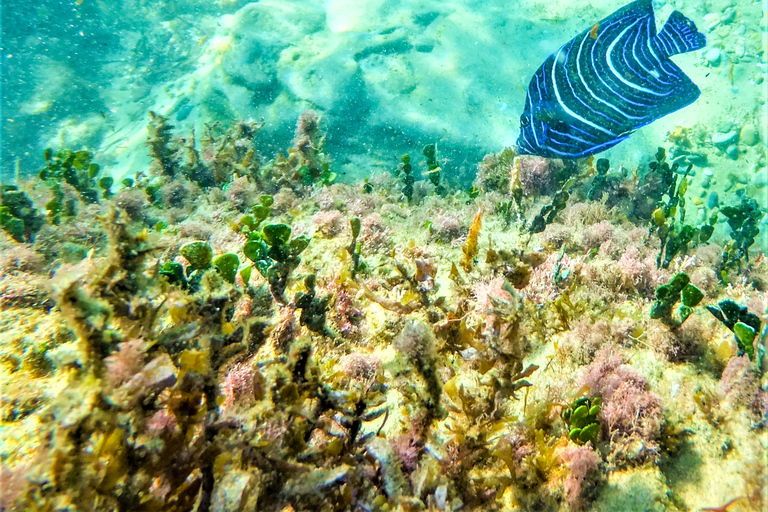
[654,11,706,58]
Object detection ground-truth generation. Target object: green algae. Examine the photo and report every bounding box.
[0,185,43,242]
[213,253,240,284]
[180,241,213,271]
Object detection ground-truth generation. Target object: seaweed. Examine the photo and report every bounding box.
[243,222,310,304]
[347,217,363,278]
[719,197,764,279]
[294,274,333,337]
[460,209,482,272]
[641,148,715,268]
[706,300,762,361]
[38,148,107,205]
[0,185,44,242]
[650,272,704,326]
[528,178,574,234]
[397,153,414,202]
[562,396,602,445]
[586,158,611,201]
[423,143,445,195]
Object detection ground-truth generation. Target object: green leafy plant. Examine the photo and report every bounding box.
[243,223,310,304]
[180,241,213,271]
[294,274,333,337]
[347,217,363,279]
[159,261,187,289]
[213,253,240,284]
[719,197,764,279]
[650,272,703,326]
[297,163,336,187]
[241,194,274,233]
[0,185,44,242]
[706,300,762,361]
[397,154,414,202]
[423,143,444,195]
[562,397,601,445]
[644,148,715,269]
[39,148,111,205]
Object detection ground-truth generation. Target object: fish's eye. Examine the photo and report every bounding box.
[521,115,530,127]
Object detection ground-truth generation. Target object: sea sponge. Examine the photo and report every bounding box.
[225,176,257,211]
[475,148,515,193]
[394,319,436,363]
[617,246,654,296]
[360,213,390,251]
[113,188,149,221]
[0,241,45,273]
[271,187,299,214]
[578,220,614,250]
[338,352,380,383]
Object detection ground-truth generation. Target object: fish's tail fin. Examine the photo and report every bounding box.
[655,11,707,57]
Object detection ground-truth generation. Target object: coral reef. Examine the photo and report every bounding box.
[0,113,765,512]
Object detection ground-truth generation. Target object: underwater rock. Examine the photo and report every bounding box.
[705,48,722,66]
[740,123,759,146]
[707,191,719,209]
[211,470,260,512]
[142,354,177,392]
[752,171,768,188]
[220,3,324,98]
[712,130,739,151]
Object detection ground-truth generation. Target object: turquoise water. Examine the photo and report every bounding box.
[4,1,765,187]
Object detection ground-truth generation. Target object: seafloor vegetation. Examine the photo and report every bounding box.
[0,110,766,512]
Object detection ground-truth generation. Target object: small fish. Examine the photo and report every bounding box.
[517,0,706,158]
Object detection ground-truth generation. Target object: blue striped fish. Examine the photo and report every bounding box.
[516,0,706,158]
